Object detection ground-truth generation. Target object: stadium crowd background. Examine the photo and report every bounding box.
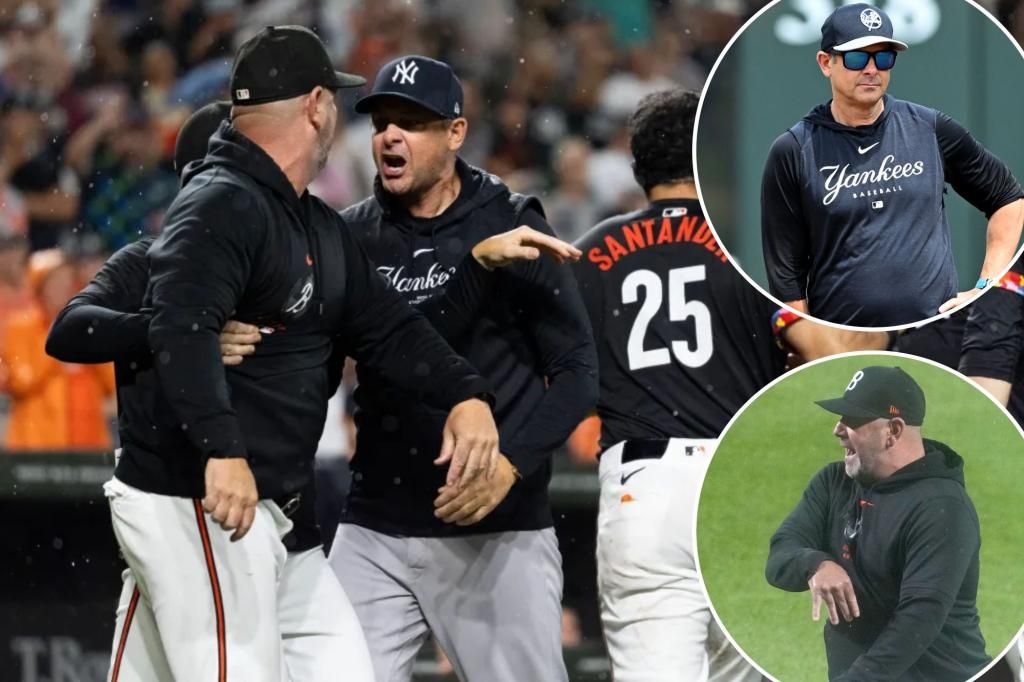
[1,0,1022,673]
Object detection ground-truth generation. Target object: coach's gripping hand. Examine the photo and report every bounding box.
[219,320,261,366]
[471,225,581,270]
[938,289,984,314]
[203,458,259,541]
[434,454,517,525]
[435,398,500,487]
[809,560,860,625]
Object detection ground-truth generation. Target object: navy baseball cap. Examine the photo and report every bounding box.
[230,26,365,105]
[355,55,464,119]
[820,4,909,53]
[815,366,925,426]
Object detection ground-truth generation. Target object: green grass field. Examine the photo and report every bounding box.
[696,354,1024,681]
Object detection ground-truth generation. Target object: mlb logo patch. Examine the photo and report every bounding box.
[236,88,250,100]
[871,200,884,209]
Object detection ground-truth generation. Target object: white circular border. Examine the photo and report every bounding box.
[691,349,1024,682]
[691,0,1024,334]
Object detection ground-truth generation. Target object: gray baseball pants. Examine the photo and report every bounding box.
[327,523,568,682]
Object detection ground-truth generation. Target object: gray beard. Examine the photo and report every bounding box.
[313,130,332,175]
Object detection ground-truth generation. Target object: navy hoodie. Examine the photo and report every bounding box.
[761,96,1023,326]
[766,440,989,681]
[340,159,599,536]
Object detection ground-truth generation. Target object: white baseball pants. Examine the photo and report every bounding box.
[597,438,762,682]
[104,476,373,681]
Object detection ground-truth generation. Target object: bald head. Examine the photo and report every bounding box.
[228,86,339,195]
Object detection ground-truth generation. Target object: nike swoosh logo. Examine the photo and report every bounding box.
[620,467,646,485]
[413,248,435,258]
[858,142,880,154]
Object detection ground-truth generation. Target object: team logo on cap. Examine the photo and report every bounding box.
[393,59,419,85]
[860,8,883,30]
[846,370,865,392]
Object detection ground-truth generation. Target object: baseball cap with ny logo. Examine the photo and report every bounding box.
[355,55,464,119]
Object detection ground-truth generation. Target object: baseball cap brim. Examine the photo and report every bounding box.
[832,36,909,51]
[330,71,368,89]
[814,397,882,419]
[354,92,450,118]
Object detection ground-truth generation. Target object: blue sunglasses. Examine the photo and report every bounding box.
[834,49,898,71]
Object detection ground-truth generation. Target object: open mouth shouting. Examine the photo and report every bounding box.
[381,152,408,178]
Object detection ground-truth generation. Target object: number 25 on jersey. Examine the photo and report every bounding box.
[622,265,713,370]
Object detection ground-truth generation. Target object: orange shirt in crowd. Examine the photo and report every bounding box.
[2,303,115,451]
[0,282,31,392]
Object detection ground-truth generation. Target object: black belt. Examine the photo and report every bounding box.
[620,438,670,464]
[273,492,303,518]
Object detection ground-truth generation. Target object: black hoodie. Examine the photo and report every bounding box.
[112,122,491,501]
[339,159,599,536]
[766,440,989,681]
[761,95,1023,326]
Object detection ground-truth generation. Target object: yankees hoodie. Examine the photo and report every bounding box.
[340,159,599,536]
[766,440,989,681]
[761,95,1023,326]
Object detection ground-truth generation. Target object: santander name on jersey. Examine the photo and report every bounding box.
[586,210,728,271]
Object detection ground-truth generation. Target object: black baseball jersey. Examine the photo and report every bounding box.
[762,96,1023,326]
[573,198,786,447]
[959,259,1024,426]
[891,309,968,370]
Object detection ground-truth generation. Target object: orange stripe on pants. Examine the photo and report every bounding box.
[110,586,141,682]
[193,500,227,682]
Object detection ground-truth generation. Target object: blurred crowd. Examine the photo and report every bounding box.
[0,0,770,453]
[0,0,1020,449]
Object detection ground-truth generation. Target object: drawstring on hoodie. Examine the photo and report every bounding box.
[301,219,324,318]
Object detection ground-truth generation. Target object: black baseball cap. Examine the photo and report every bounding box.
[820,4,909,53]
[815,366,925,426]
[174,101,231,174]
[230,26,366,106]
[354,55,464,119]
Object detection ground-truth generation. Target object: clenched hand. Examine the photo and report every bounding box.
[435,398,500,487]
[434,454,518,525]
[203,457,258,541]
[809,560,860,625]
[471,225,581,270]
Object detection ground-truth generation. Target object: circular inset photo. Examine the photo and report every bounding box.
[696,352,1024,681]
[694,0,1024,329]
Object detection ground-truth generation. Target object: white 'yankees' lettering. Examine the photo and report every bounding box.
[378,262,454,294]
[819,154,925,205]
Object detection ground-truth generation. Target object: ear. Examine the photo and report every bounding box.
[816,51,833,78]
[306,86,328,130]
[888,418,905,442]
[447,117,468,152]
